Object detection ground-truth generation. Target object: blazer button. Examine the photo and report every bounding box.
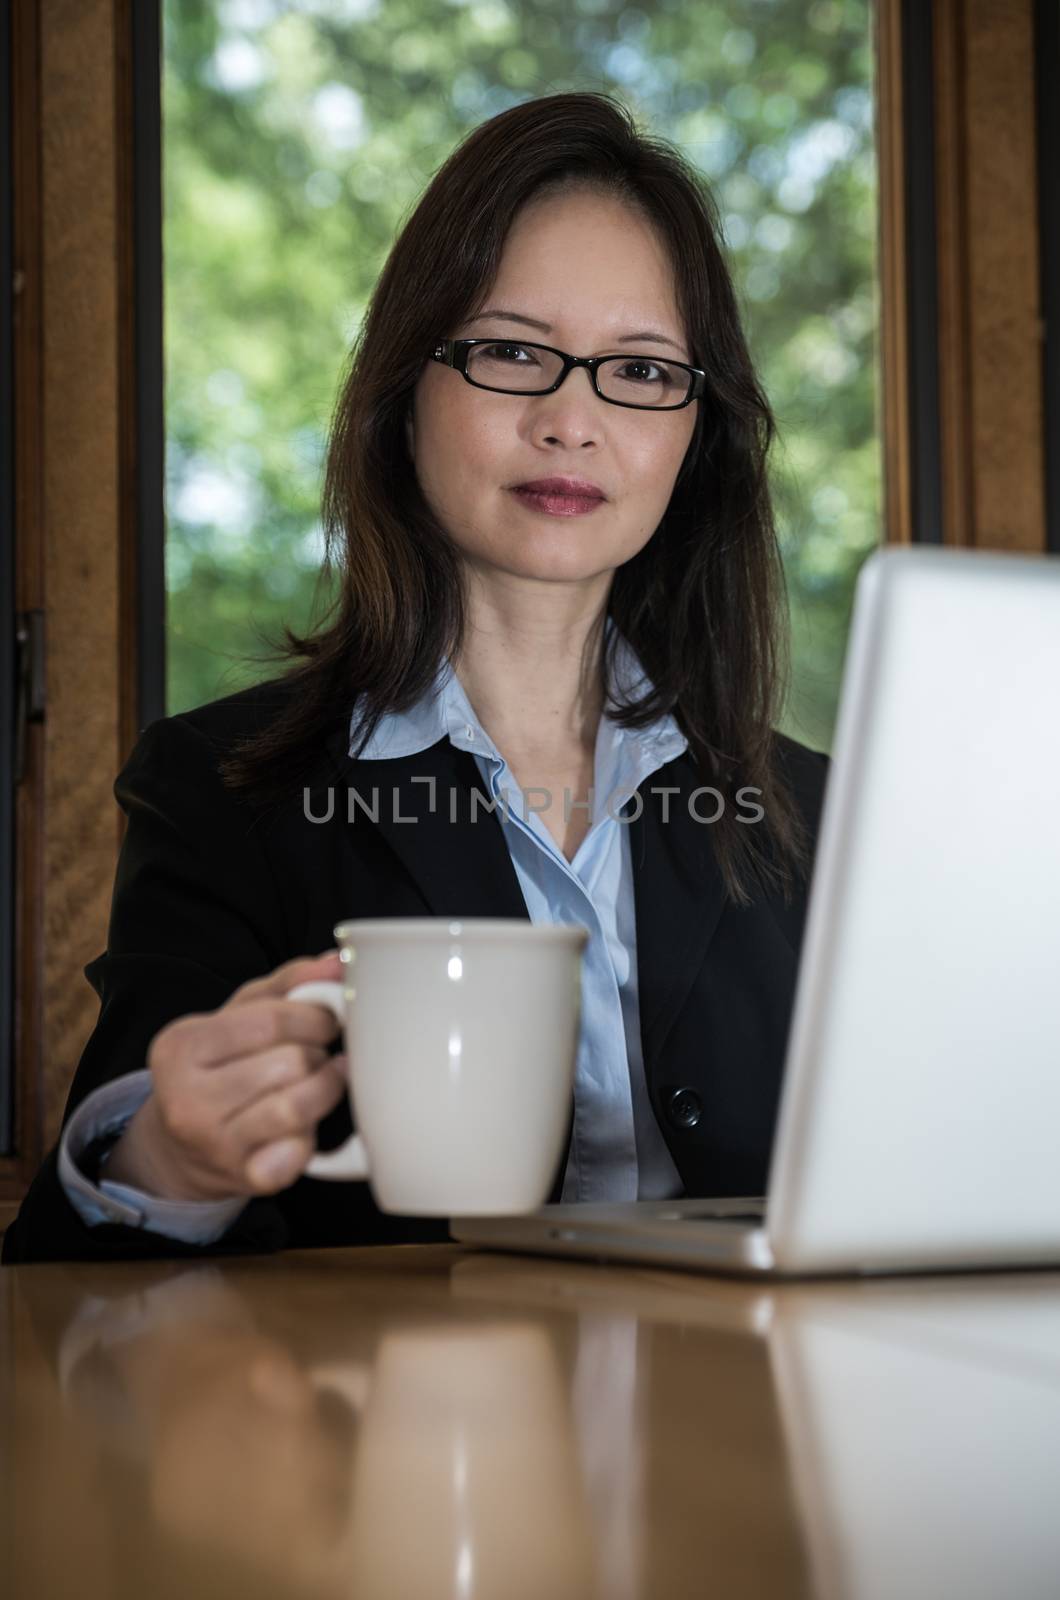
[666,1088,702,1130]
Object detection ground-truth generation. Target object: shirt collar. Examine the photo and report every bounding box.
[348,617,688,766]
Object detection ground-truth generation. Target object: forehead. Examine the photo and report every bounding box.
[482,191,686,347]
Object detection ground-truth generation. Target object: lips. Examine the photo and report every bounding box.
[510,483,606,517]
[512,477,606,501]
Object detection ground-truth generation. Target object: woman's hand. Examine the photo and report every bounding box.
[102,952,349,1202]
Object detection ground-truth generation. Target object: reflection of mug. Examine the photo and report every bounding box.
[311,1322,597,1600]
[288,917,588,1213]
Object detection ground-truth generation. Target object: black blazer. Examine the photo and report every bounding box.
[2,676,830,1264]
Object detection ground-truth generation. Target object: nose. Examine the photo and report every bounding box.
[530,365,604,446]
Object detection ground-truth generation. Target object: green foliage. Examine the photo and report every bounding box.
[164,0,880,752]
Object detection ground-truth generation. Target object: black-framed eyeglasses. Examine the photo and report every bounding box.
[429,338,706,411]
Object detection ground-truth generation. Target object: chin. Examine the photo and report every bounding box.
[499,549,614,584]
[460,532,607,582]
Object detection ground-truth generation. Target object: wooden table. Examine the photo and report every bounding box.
[4,1244,1060,1599]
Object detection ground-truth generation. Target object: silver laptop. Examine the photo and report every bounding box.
[452,544,1060,1276]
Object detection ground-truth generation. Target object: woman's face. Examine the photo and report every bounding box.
[406,189,698,594]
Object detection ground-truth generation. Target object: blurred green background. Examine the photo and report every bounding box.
[163,0,881,753]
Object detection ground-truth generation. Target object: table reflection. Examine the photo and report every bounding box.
[5,1249,1060,1599]
[453,1258,1060,1600]
[332,1320,594,1598]
[53,1267,358,1583]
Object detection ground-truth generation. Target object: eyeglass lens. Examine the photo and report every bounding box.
[466,341,692,408]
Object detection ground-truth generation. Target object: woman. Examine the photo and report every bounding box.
[3,92,829,1265]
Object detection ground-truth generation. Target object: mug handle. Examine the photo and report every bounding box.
[285,979,369,1182]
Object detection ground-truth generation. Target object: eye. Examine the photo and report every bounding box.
[478,342,539,364]
[615,360,666,383]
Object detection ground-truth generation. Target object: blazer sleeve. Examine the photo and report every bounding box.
[2,713,298,1264]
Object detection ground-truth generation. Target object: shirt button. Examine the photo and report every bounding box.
[666,1087,702,1130]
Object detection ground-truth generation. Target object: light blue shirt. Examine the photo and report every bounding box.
[57,620,687,1241]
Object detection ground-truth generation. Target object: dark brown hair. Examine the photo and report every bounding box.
[218,90,812,907]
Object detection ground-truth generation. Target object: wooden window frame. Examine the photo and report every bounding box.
[1,0,162,1214]
[877,0,1050,551]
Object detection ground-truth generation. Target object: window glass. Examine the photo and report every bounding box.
[163,0,879,752]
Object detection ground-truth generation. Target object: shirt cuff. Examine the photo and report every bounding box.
[58,1070,250,1245]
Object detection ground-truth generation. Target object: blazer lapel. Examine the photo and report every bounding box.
[321,722,531,921]
[629,750,728,1075]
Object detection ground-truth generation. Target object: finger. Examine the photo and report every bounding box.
[198,1042,334,1123]
[232,1057,348,1150]
[231,1061,349,1181]
[228,951,343,1009]
[163,1056,347,1196]
[156,995,342,1073]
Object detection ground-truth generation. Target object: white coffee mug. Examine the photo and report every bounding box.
[286,917,588,1215]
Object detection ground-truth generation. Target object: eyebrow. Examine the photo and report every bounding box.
[463,309,689,356]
